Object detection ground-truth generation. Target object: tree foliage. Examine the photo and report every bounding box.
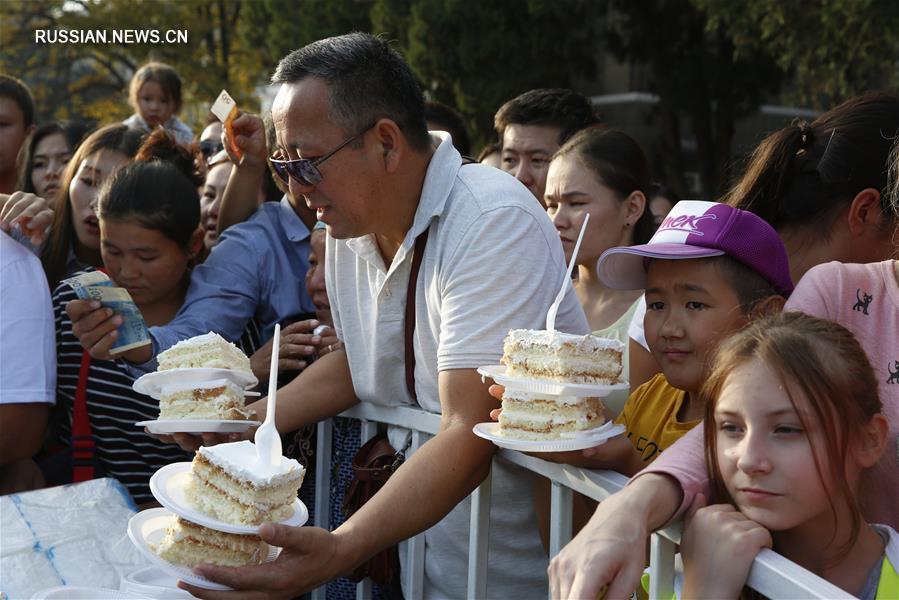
[602,0,782,198]
[695,0,899,109]
[1,0,261,125]
[396,0,603,148]
[238,0,374,71]
[236,0,604,149]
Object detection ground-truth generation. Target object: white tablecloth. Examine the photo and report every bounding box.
[0,478,151,599]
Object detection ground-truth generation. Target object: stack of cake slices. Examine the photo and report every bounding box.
[129,440,306,575]
[153,332,257,422]
[497,328,625,440]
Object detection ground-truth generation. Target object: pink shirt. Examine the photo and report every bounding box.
[633,260,899,530]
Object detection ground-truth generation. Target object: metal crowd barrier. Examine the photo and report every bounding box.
[311,403,852,600]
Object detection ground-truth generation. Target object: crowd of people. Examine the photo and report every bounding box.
[0,30,897,600]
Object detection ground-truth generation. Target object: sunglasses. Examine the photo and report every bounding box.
[269,123,375,187]
[199,139,224,159]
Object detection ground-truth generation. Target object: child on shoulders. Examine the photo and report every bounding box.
[122,62,194,146]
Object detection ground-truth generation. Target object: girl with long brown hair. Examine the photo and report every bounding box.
[681,312,895,598]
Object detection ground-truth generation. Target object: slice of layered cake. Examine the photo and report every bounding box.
[501,329,624,384]
[498,389,605,440]
[158,332,252,372]
[155,515,268,567]
[158,379,251,421]
[185,441,305,525]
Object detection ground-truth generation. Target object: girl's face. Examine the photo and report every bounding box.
[69,150,128,251]
[305,231,330,322]
[136,81,175,128]
[200,161,233,249]
[714,358,835,532]
[31,132,71,199]
[545,154,635,265]
[100,218,191,308]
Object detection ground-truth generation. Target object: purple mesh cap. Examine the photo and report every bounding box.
[596,200,793,296]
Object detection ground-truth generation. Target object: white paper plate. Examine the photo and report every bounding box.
[136,419,260,434]
[149,462,308,534]
[31,587,152,599]
[133,368,259,398]
[472,421,625,452]
[477,365,629,397]
[120,566,194,599]
[127,508,280,591]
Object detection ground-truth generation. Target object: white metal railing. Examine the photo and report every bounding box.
[311,403,853,600]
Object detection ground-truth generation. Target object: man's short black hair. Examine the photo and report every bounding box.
[272,32,430,153]
[424,100,471,156]
[494,88,598,146]
[0,74,35,128]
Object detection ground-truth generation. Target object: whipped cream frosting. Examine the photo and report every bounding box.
[505,329,625,352]
[198,441,304,485]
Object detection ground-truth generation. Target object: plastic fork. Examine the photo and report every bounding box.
[254,324,282,469]
[546,213,590,332]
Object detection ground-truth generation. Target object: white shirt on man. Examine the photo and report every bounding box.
[1,231,55,405]
[326,132,589,598]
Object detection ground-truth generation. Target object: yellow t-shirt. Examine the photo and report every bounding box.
[613,373,700,464]
[592,297,642,417]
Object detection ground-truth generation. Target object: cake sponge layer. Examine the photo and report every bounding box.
[155,516,267,567]
[187,441,305,525]
[499,390,605,440]
[501,329,624,384]
[158,332,252,372]
[159,379,250,420]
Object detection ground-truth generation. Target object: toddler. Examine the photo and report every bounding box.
[122,62,193,146]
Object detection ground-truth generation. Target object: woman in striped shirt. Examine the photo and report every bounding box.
[47,130,260,505]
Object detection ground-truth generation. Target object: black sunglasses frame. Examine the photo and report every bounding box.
[269,123,376,187]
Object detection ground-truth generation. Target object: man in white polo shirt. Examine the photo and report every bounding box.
[69,33,589,598]
[0,230,55,493]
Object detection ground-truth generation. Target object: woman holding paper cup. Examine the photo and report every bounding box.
[44,131,262,504]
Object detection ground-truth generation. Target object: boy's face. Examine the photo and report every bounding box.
[644,258,748,394]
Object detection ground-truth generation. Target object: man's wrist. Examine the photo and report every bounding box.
[330,525,367,577]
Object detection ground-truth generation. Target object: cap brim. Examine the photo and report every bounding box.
[596,243,725,290]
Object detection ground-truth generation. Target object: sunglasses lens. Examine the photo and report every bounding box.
[272,161,290,184]
[296,163,321,186]
[200,140,223,158]
[270,159,322,187]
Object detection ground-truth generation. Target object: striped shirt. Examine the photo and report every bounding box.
[52,271,262,504]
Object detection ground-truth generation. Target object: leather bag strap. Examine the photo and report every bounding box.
[404,229,429,402]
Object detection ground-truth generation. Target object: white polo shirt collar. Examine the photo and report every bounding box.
[345,132,458,278]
